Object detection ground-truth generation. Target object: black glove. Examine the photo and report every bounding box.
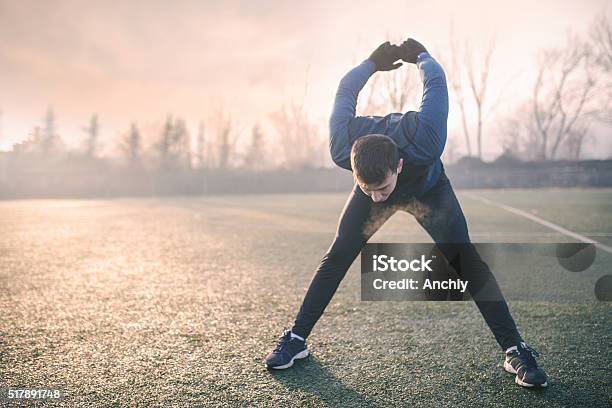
[368,41,402,71]
[397,38,428,64]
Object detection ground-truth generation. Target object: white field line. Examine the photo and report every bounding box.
[462,192,612,255]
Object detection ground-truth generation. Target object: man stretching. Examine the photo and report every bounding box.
[264,39,547,388]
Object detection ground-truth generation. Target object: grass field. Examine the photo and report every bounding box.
[1,188,611,407]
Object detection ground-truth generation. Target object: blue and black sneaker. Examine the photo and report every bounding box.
[504,342,548,388]
[265,329,309,370]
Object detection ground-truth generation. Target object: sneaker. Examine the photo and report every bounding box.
[504,342,548,388]
[264,329,309,370]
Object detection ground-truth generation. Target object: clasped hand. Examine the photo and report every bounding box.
[368,39,428,71]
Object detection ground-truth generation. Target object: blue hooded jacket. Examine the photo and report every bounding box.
[329,52,449,196]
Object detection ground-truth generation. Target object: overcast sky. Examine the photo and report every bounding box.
[0,0,610,159]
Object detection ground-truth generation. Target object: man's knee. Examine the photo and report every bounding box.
[429,211,470,243]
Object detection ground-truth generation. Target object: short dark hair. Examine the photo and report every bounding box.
[350,134,400,184]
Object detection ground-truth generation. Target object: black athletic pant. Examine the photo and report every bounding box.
[291,171,523,350]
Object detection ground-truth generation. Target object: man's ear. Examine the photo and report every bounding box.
[397,158,403,174]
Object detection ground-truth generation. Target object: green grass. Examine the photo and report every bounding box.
[1,189,611,407]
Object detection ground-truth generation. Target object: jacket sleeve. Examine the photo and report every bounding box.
[401,52,449,164]
[329,60,377,170]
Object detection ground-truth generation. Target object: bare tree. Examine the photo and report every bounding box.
[174,118,191,169]
[206,109,240,170]
[82,114,99,158]
[14,108,63,154]
[217,120,231,169]
[448,35,472,157]
[42,107,60,153]
[591,13,612,69]
[243,123,266,170]
[158,116,191,170]
[498,104,543,161]
[466,40,495,159]
[531,36,597,160]
[565,123,591,160]
[589,12,612,123]
[159,116,172,168]
[499,117,519,158]
[120,122,141,166]
[269,100,325,169]
[447,34,496,159]
[195,122,205,169]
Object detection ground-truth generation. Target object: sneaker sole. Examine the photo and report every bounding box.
[504,361,548,388]
[503,360,518,374]
[267,349,310,370]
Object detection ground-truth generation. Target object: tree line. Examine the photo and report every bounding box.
[358,14,612,162]
[1,13,611,182]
